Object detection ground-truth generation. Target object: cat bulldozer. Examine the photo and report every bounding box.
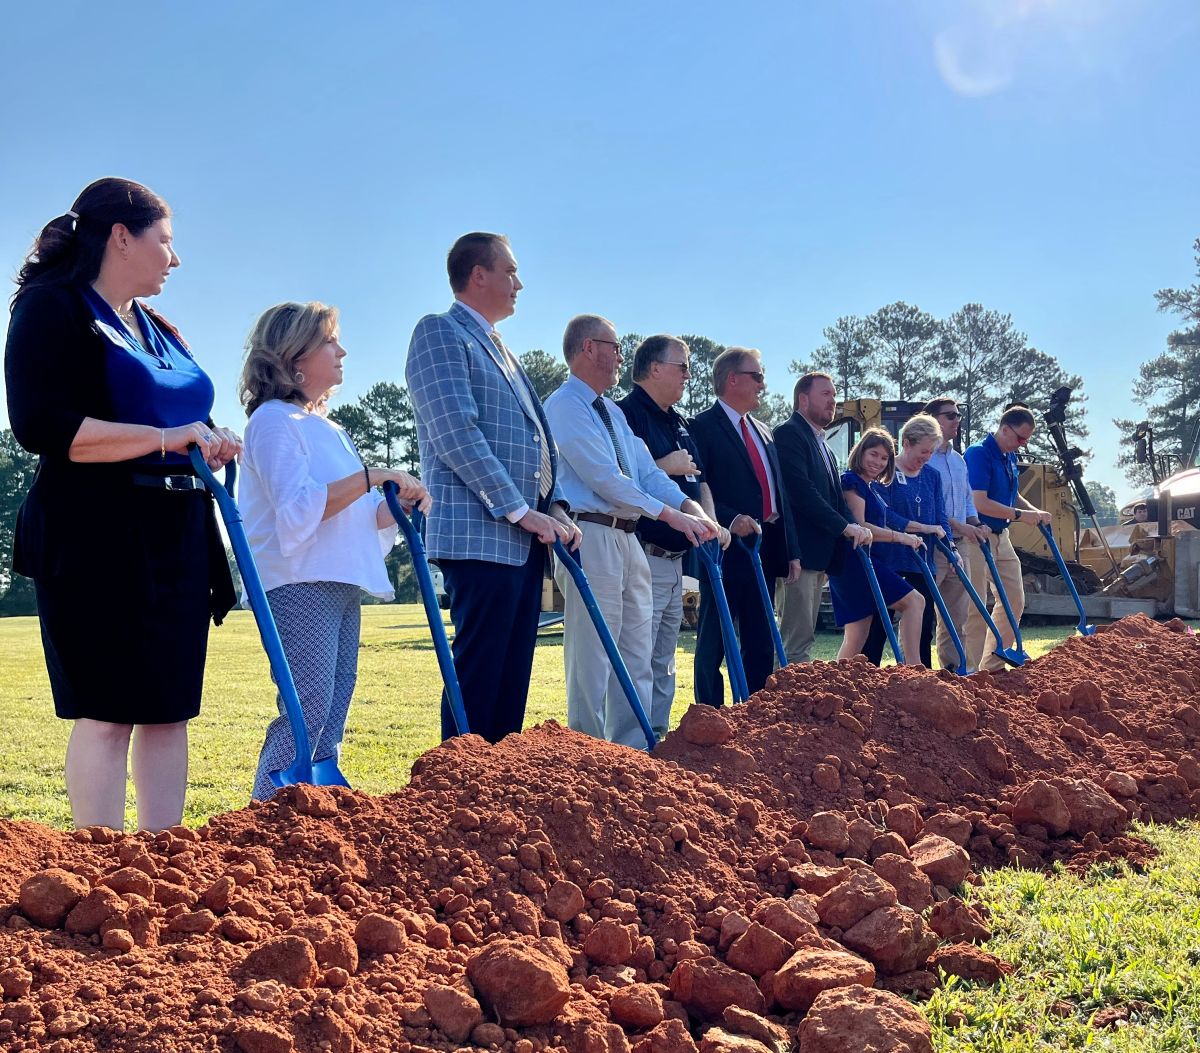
[825,392,1199,620]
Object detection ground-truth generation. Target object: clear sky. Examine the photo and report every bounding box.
[2,1,1196,502]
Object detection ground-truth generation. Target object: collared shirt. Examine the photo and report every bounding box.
[808,417,841,488]
[964,432,1018,534]
[617,384,704,552]
[928,442,978,532]
[544,375,687,520]
[718,398,778,520]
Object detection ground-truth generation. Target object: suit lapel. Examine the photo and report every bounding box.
[448,302,541,426]
[712,403,755,474]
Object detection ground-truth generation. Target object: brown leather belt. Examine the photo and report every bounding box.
[573,511,638,533]
[644,543,686,560]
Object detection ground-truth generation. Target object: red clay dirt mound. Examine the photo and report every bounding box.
[0,615,1194,1052]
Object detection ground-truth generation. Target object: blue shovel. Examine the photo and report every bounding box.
[916,539,968,675]
[382,484,471,737]
[933,537,1023,667]
[696,541,750,703]
[189,447,323,788]
[1038,523,1096,636]
[978,537,1030,664]
[553,540,656,750]
[856,545,904,665]
[735,530,788,669]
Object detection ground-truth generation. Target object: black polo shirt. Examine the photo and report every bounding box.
[616,384,705,553]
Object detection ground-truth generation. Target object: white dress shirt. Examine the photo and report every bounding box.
[240,400,398,598]
[718,398,778,521]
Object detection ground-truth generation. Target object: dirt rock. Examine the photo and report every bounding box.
[870,854,933,913]
[772,947,876,1012]
[353,912,406,954]
[805,812,850,853]
[721,1007,790,1053]
[242,935,319,988]
[633,1018,699,1053]
[750,898,816,943]
[669,956,766,1020]
[64,885,126,935]
[1055,778,1127,837]
[1011,780,1071,836]
[841,905,937,975]
[233,1022,294,1053]
[467,939,571,1026]
[908,835,971,889]
[677,705,735,746]
[546,879,587,922]
[796,984,933,1052]
[927,897,991,943]
[585,918,635,965]
[884,803,924,844]
[18,868,89,927]
[815,870,897,929]
[927,943,1013,985]
[725,922,793,977]
[1102,772,1139,798]
[698,1027,774,1053]
[423,983,483,1042]
[610,983,665,1030]
[890,677,977,737]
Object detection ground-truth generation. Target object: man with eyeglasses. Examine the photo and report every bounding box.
[963,405,1053,672]
[689,348,802,705]
[921,397,992,672]
[617,336,730,739]
[545,316,718,747]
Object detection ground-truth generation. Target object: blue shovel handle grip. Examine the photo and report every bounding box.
[734,532,788,668]
[856,545,904,664]
[553,540,656,750]
[383,483,471,737]
[978,537,1028,659]
[696,541,750,702]
[190,447,314,787]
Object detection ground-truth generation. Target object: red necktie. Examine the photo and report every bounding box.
[739,417,773,521]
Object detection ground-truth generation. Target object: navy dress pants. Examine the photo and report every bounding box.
[694,545,776,706]
[438,536,544,742]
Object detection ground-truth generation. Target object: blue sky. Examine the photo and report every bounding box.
[2,1,1197,502]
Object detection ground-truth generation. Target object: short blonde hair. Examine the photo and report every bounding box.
[240,302,339,416]
[900,413,942,448]
[712,347,760,395]
[848,426,896,485]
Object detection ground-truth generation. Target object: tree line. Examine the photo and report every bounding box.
[1,237,1195,612]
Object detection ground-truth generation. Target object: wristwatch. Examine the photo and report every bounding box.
[1012,508,1022,522]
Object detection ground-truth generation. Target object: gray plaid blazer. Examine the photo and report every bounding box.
[405,302,561,565]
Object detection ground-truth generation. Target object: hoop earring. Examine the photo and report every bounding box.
[295,371,305,383]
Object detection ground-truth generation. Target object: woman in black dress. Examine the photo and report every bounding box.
[4,177,241,832]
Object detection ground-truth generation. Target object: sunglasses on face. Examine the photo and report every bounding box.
[938,410,962,420]
[738,370,765,383]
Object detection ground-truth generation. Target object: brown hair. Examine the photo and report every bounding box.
[446,233,510,293]
[240,302,340,416]
[712,347,760,395]
[13,177,170,301]
[999,405,1035,430]
[848,426,897,485]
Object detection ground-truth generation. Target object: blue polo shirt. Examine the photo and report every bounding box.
[964,433,1017,534]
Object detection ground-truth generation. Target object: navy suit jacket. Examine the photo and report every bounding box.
[774,411,853,574]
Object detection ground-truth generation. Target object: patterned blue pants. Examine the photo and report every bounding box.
[251,581,362,801]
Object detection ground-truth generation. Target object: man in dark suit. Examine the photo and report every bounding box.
[689,347,802,704]
[406,233,580,743]
[774,372,873,662]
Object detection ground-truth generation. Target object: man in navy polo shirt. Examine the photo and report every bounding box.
[963,405,1053,671]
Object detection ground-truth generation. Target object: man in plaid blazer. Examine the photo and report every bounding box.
[406,233,579,743]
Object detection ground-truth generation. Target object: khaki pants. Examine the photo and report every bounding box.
[962,529,1024,673]
[645,551,684,739]
[933,541,983,671]
[775,570,825,664]
[554,523,654,749]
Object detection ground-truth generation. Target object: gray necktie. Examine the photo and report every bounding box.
[592,397,632,478]
[489,329,552,500]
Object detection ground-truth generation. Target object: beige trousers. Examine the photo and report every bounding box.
[775,569,825,664]
[933,540,983,671]
[962,529,1025,673]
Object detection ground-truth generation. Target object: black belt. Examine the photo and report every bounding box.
[573,511,638,533]
[131,473,206,491]
[644,543,686,560]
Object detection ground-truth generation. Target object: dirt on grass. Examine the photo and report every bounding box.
[0,614,1196,1053]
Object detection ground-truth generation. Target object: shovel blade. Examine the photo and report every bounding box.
[268,761,313,790]
[996,647,1026,668]
[311,757,352,788]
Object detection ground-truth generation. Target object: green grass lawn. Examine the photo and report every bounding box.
[0,605,1079,829]
[4,609,1200,1050]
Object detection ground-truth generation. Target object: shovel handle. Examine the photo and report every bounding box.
[734,532,788,668]
[697,541,750,702]
[856,545,904,664]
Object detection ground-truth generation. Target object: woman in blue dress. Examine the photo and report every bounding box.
[864,414,954,667]
[4,178,240,831]
[827,428,932,664]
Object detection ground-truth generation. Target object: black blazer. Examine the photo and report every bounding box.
[774,411,852,574]
[4,283,234,620]
[689,402,799,579]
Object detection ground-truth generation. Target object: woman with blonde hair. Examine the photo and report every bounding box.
[863,414,953,666]
[826,428,932,664]
[238,301,429,800]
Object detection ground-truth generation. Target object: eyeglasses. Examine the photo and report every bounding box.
[938,410,962,421]
[1003,424,1033,443]
[591,338,620,350]
[657,359,691,375]
[737,370,765,383]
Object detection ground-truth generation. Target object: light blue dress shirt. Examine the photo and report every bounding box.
[544,375,688,520]
[928,442,979,534]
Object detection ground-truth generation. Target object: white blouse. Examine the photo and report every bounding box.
[239,400,398,598]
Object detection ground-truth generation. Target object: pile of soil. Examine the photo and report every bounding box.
[0,615,1196,1053]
